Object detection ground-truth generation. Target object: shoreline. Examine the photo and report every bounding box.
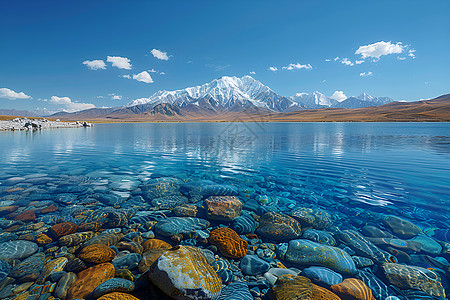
[0,117,93,131]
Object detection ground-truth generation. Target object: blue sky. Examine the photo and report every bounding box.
[0,0,449,113]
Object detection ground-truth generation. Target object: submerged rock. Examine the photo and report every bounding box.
[148,246,222,300]
[92,278,135,298]
[230,211,256,235]
[336,230,396,264]
[331,278,375,300]
[382,263,446,298]
[257,212,302,241]
[240,254,271,276]
[66,263,115,299]
[0,260,11,281]
[382,215,422,239]
[0,240,38,260]
[54,272,77,299]
[302,228,336,246]
[205,196,242,221]
[151,195,188,210]
[49,221,77,239]
[357,270,395,300]
[270,275,313,300]
[209,227,248,258]
[154,217,209,237]
[302,266,343,287]
[279,239,357,274]
[79,244,117,263]
[411,234,442,255]
[290,207,332,229]
[217,281,252,300]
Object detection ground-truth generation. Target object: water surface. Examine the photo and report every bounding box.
[1,122,449,216]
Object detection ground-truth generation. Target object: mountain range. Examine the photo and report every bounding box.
[48,76,396,120]
[2,76,447,122]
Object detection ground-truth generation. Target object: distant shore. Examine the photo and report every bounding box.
[0,116,93,131]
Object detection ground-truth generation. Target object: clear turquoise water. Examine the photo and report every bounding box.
[1,122,449,219]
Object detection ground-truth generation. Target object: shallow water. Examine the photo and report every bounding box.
[1,122,449,214]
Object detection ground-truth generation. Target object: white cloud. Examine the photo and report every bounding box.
[360,71,373,77]
[0,88,32,100]
[148,69,158,73]
[397,57,407,61]
[160,72,166,75]
[109,94,122,100]
[249,71,256,74]
[268,66,278,71]
[50,96,95,112]
[325,59,331,62]
[321,79,327,83]
[107,56,132,69]
[133,71,154,83]
[355,60,364,65]
[82,59,106,70]
[282,62,312,70]
[334,57,340,61]
[330,91,347,102]
[121,75,131,79]
[355,41,405,60]
[341,58,354,66]
[408,49,416,58]
[151,49,169,60]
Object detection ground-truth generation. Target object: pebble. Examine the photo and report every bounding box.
[148,246,222,300]
[66,263,115,299]
[217,281,253,300]
[10,252,46,281]
[112,253,142,270]
[0,240,39,260]
[209,227,248,258]
[302,266,343,287]
[0,260,11,281]
[154,217,210,237]
[54,272,77,300]
[240,255,271,276]
[92,278,135,298]
[257,212,302,240]
[279,239,357,274]
[79,244,117,263]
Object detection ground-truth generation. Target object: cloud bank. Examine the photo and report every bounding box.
[107,56,132,69]
[330,91,347,102]
[355,41,405,60]
[83,60,106,70]
[151,49,169,60]
[50,96,95,112]
[0,88,32,100]
[133,71,154,83]
[282,62,312,70]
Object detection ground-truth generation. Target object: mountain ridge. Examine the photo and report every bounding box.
[48,93,450,122]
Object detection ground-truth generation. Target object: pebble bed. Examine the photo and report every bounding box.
[0,171,449,300]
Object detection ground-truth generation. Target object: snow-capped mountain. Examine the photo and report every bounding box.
[126,75,296,112]
[289,91,395,109]
[357,92,375,101]
[120,76,395,114]
[290,91,337,108]
[333,93,394,109]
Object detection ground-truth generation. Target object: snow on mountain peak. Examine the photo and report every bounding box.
[291,91,334,107]
[357,92,375,101]
[126,75,288,111]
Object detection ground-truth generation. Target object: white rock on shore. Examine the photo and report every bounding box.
[0,117,93,131]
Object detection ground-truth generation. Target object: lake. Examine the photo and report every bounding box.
[0,122,449,299]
